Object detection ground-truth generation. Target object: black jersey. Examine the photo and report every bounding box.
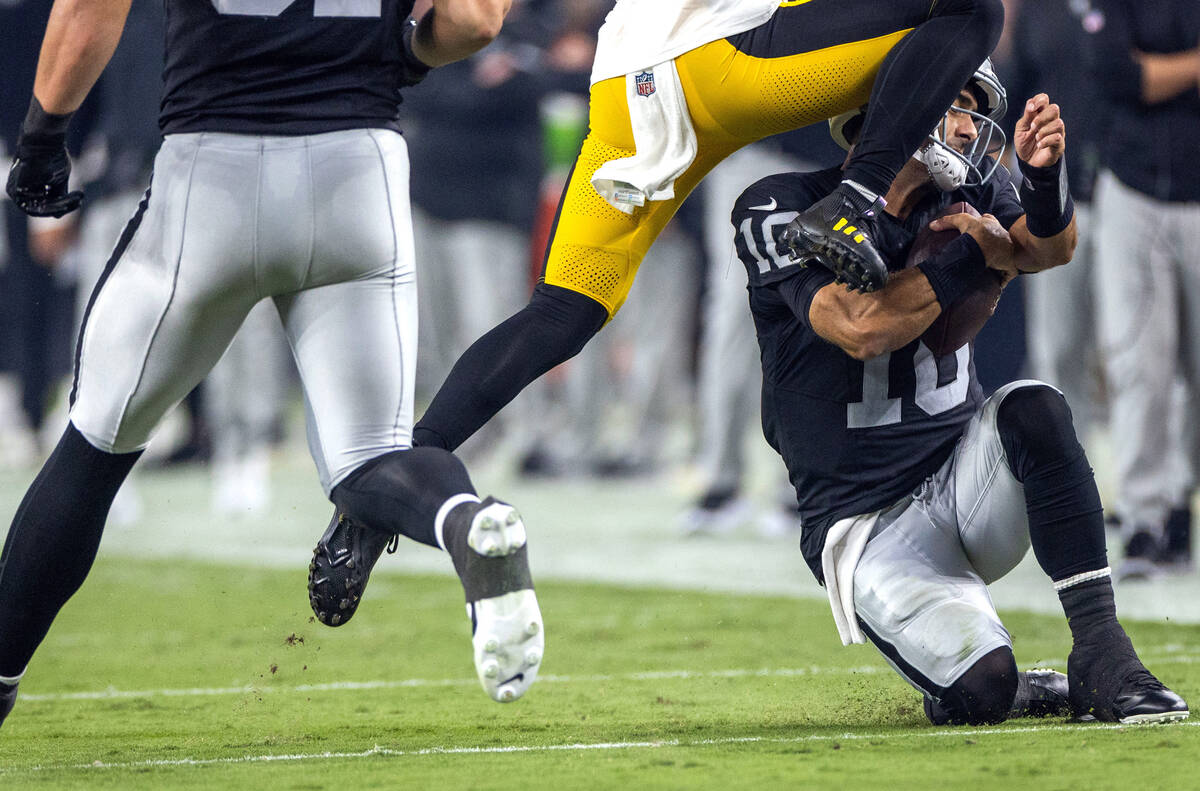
[735,165,1023,579]
[161,0,415,135]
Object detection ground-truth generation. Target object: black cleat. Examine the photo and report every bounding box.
[1011,669,1071,719]
[308,511,398,627]
[924,669,1070,725]
[780,184,889,293]
[1069,631,1190,724]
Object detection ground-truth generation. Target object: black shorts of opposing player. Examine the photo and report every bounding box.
[413,283,608,452]
[996,385,1108,583]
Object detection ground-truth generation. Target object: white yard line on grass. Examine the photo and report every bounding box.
[2,721,1196,774]
[18,652,1198,703]
[18,665,892,702]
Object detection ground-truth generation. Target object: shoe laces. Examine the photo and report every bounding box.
[1120,665,1166,693]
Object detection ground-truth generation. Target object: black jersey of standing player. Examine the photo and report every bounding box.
[161,0,415,135]
[734,164,1024,580]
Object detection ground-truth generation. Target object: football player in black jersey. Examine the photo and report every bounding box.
[735,71,1189,725]
[0,0,544,728]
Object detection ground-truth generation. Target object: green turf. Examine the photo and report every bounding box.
[0,558,1195,789]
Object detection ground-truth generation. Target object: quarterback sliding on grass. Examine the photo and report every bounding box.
[738,65,1189,726]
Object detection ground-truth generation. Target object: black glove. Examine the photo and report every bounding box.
[6,97,84,218]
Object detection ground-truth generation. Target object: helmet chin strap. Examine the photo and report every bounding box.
[913,142,969,191]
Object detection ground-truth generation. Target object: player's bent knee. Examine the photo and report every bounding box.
[996,385,1081,483]
[526,282,609,360]
[938,647,1017,726]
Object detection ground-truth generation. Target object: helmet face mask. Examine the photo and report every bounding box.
[923,100,1007,190]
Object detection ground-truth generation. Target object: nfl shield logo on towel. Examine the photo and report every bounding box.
[634,71,656,97]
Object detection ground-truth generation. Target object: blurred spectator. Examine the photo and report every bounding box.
[1004,0,1108,437]
[1,0,81,458]
[1087,0,1199,577]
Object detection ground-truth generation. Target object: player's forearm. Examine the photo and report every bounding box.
[1009,215,1077,273]
[811,270,942,361]
[31,0,131,114]
[411,0,510,67]
[1136,49,1200,105]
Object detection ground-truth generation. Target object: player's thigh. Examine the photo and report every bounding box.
[71,136,260,453]
[277,272,416,495]
[544,77,736,318]
[949,381,1042,583]
[676,1,929,142]
[854,499,1010,694]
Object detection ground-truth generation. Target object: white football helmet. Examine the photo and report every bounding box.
[829,58,1008,191]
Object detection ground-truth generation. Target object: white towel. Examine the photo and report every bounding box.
[591,60,698,214]
[820,511,882,646]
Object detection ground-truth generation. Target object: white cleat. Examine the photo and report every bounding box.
[467,503,528,557]
[469,590,544,703]
[457,500,543,703]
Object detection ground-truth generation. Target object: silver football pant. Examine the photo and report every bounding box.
[852,381,1041,691]
[70,129,417,493]
[1093,170,1200,529]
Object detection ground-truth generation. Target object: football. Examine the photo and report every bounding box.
[905,201,1005,357]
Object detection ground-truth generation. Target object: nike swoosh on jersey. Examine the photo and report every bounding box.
[749,197,778,211]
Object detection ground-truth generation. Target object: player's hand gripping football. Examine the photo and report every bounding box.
[929,211,1017,284]
[6,101,84,219]
[1013,93,1065,169]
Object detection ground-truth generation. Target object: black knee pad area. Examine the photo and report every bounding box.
[938,647,1017,726]
[525,282,609,359]
[997,385,1080,483]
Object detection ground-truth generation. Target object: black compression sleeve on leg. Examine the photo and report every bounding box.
[413,283,608,451]
[0,424,140,677]
[997,386,1108,583]
[331,447,476,549]
[844,0,1004,195]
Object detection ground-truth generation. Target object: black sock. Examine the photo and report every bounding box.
[0,425,141,677]
[414,283,607,451]
[997,386,1108,583]
[845,0,1004,195]
[1058,577,1121,644]
[331,447,476,549]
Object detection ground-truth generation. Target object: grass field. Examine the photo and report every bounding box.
[0,555,1196,789]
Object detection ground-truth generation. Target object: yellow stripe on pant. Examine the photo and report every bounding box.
[543,29,912,319]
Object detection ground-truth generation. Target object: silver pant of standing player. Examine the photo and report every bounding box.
[70,129,417,494]
[1093,170,1200,533]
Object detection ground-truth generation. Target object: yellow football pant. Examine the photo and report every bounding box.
[543,30,912,319]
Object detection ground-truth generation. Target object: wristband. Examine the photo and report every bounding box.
[398,18,433,88]
[19,97,73,147]
[1019,157,1074,238]
[916,233,987,310]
